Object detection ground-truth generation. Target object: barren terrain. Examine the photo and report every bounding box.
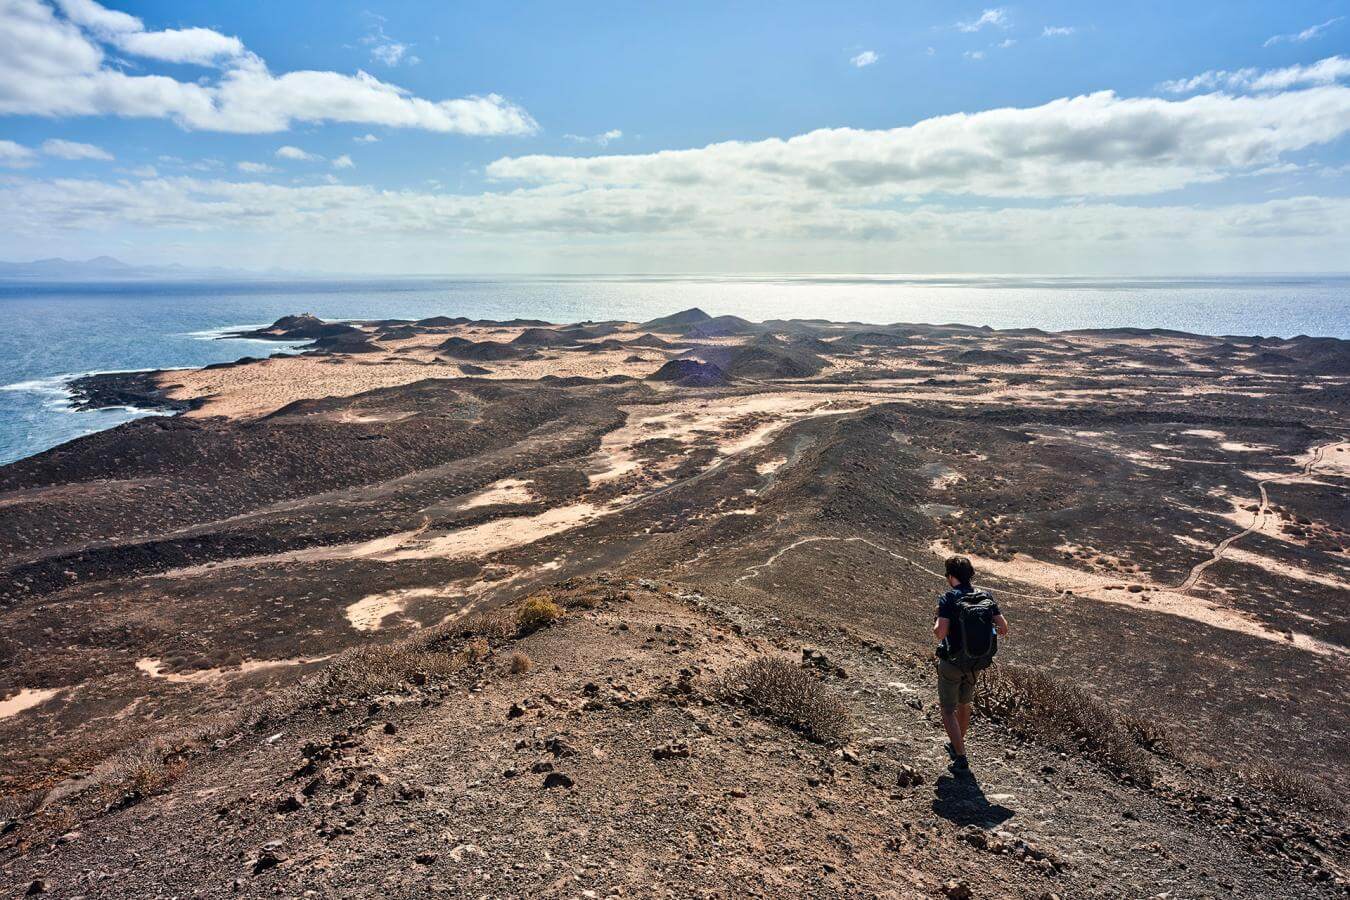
[1,308,1346,897]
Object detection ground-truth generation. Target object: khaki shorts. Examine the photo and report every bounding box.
[935,658,979,710]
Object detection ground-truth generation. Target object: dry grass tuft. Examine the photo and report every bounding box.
[977,664,1154,785]
[715,656,852,745]
[509,651,533,674]
[517,597,564,634]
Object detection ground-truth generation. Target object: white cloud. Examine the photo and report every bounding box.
[486,86,1350,201]
[3,66,1349,274]
[850,50,880,68]
[2,174,1346,260]
[964,50,985,60]
[996,39,1016,49]
[1264,17,1343,47]
[563,129,624,147]
[362,20,418,67]
[0,0,536,135]
[957,8,1007,32]
[54,0,243,65]
[354,133,379,143]
[0,139,37,168]
[1042,26,1075,37]
[40,137,111,159]
[1160,55,1350,94]
[276,145,321,161]
[331,154,354,169]
[124,164,155,177]
[236,160,274,173]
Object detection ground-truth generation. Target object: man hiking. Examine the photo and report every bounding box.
[933,555,1008,772]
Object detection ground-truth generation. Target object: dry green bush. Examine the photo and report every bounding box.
[509,651,533,674]
[977,664,1154,785]
[715,656,851,745]
[517,597,564,634]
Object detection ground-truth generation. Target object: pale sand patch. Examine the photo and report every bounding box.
[1219,442,1276,453]
[163,324,671,419]
[346,589,422,630]
[457,478,535,510]
[1176,535,1350,590]
[930,542,1342,657]
[756,457,788,476]
[380,503,607,561]
[1218,495,1295,543]
[1181,429,1226,440]
[0,687,59,720]
[1297,441,1350,479]
[136,656,328,684]
[589,393,863,485]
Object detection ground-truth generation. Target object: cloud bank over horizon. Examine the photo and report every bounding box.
[0,0,1348,274]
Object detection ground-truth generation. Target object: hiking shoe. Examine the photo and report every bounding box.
[951,755,970,772]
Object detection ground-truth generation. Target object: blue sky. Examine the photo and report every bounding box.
[1,0,1349,273]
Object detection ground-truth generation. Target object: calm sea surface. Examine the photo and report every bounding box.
[1,274,1347,465]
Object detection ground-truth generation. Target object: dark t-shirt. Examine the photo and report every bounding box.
[936,584,1000,658]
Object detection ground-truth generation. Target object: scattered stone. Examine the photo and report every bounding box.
[895,765,925,788]
[25,879,48,895]
[942,879,972,900]
[383,721,398,735]
[415,852,438,865]
[252,841,288,873]
[542,771,575,789]
[652,742,692,760]
[276,793,306,813]
[507,703,526,719]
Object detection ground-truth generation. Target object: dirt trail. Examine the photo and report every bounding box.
[1177,442,1333,591]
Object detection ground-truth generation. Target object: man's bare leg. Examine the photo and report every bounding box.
[940,706,966,757]
[957,703,972,741]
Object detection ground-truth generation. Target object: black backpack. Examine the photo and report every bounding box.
[950,591,998,672]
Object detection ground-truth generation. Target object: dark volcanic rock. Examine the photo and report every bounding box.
[415,315,470,327]
[647,359,732,387]
[627,333,676,349]
[512,328,578,348]
[437,337,526,361]
[641,307,712,332]
[228,315,362,343]
[66,371,202,414]
[684,315,762,338]
[956,348,1028,366]
[682,334,826,379]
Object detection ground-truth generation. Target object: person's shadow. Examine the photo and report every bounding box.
[932,771,1015,828]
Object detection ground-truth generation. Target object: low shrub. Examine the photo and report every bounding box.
[1121,714,1172,756]
[517,597,564,634]
[466,638,491,664]
[977,664,1154,785]
[1237,762,1342,815]
[509,651,533,674]
[96,739,188,809]
[457,607,519,642]
[715,656,852,745]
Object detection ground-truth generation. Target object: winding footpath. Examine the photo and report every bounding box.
[1176,442,1333,591]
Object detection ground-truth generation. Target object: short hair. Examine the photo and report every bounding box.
[944,555,975,585]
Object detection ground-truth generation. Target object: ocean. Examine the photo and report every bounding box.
[1,274,1347,465]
